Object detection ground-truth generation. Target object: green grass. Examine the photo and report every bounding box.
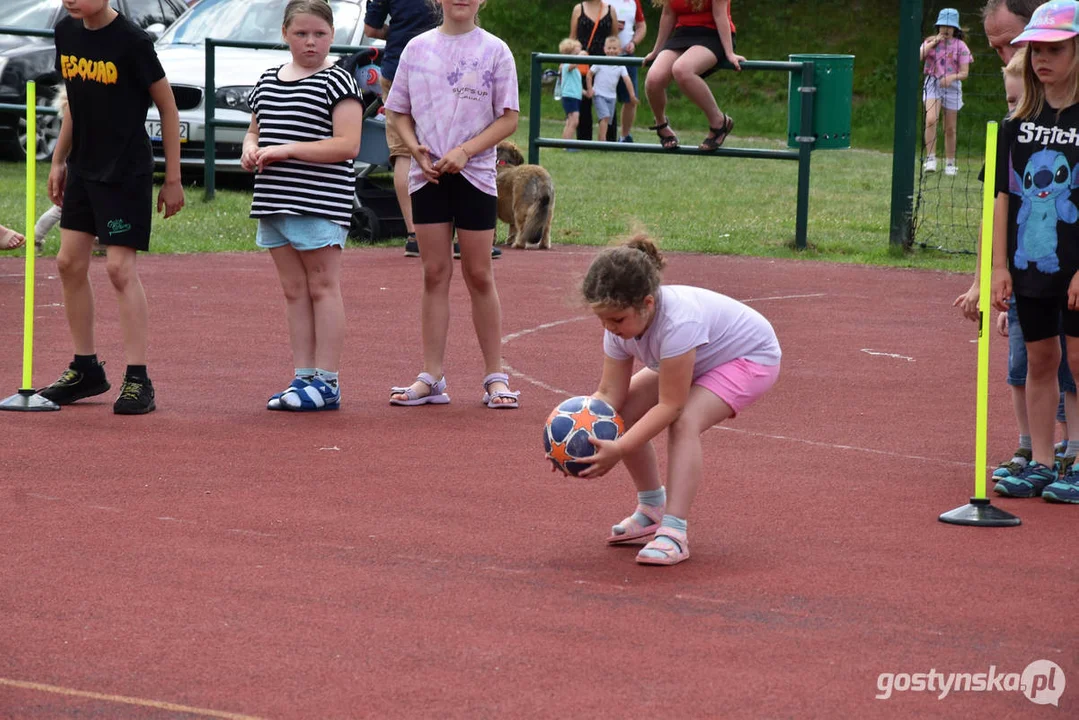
[0,124,975,274]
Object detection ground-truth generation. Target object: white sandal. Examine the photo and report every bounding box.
[390,372,450,406]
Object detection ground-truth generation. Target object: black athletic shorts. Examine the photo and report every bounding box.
[411,173,497,231]
[1014,292,1079,342]
[60,171,153,251]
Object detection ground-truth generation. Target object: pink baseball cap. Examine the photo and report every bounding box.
[1012,0,1079,44]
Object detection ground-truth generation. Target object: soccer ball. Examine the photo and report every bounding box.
[543,396,626,477]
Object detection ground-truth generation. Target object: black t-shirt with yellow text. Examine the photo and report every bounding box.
[996,103,1079,298]
[54,14,165,182]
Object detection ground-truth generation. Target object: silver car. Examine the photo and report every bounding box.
[144,0,378,174]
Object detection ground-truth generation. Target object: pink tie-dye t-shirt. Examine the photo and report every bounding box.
[921,37,972,79]
[385,27,519,196]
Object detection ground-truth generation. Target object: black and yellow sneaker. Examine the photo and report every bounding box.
[37,362,110,405]
[113,377,155,415]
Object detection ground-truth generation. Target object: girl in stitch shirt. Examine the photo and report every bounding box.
[577,234,781,565]
[920,8,973,175]
[385,0,522,408]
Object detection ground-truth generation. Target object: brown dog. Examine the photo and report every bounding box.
[495,141,554,249]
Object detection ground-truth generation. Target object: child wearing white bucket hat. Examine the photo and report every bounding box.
[920,7,972,175]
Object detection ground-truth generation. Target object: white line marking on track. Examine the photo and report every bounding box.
[740,292,826,303]
[0,677,265,719]
[710,425,972,467]
[861,348,915,362]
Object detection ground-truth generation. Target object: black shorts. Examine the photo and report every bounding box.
[661,27,737,78]
[61,171,153,251]
[411,173,497,231]
[1014,292,1079,342]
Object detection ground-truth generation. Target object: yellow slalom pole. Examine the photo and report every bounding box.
[974,122,997,500]
[939,122,1017,525]
[21,80,36,390]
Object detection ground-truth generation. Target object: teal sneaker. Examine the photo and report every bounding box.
[1043,467,1079,503]
[994,461,1057,498]
[992,448,1032,479]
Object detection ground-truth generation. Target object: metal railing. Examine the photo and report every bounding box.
[529,53,816,249]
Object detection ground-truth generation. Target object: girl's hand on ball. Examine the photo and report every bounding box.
[579,438,623,478]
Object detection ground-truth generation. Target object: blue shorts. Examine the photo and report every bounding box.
[616,61,638,103]
[561,97,581,115]
[593,94,616,121]
[256,214,347,251]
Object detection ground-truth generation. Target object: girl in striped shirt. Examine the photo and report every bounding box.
[242,0,363,412]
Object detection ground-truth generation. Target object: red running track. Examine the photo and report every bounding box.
[0,247,1074,718]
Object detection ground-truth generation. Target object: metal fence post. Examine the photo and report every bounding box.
[794,61,815,250]
[529,53,543,165]
[204,38,217,200]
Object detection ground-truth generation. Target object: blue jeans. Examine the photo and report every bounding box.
[1006,295,1076,423]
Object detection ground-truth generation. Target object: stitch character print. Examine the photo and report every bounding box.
[1010,147,1079,273]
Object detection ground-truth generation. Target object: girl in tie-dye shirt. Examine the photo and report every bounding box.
[386,0,523,409]
[920,7,973,175]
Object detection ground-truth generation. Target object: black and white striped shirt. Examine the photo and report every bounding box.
[248,65,360,227]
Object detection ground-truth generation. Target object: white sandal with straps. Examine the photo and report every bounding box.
[482,372,519,409]
[389,372,450,406]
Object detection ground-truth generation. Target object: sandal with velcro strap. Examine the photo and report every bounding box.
[390,372,450,406]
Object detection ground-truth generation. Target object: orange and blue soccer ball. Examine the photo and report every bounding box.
[544,396,626,477]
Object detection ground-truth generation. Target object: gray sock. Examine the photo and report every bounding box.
[316,368,339,388]
[611,487,665,536]
[295,367,316,380]
[1019,435,1032,451]
[638,514,687,558]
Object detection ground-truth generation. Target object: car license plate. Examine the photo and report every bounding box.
[145,121,188,143]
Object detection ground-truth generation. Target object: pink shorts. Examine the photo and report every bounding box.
[693,358,780,416]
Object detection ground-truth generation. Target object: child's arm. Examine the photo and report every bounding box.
[584,70,594,98]
[388,110,439,182]
[253,98,364,167]
[592,355,634,412]
[581,350,696,478]
[943,59,970,88]
[990,192,1012,312]
[148,77,185,218]
[241,115,260,172]
[47,102,73,207]
[433,110,520,174]
[919,36,938,62]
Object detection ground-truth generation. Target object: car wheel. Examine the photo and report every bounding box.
[349,205,380,244]
[16,90,62,162]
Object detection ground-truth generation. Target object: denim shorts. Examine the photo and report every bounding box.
[593,94,616,121]
[616,61,638,103]
[256,214,347,251]
[923,76,963,111]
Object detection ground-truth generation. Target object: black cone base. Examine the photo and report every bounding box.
[939,497,1021,527]
[0,389,60,412]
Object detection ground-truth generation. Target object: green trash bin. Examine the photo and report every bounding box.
[787,54,854,150]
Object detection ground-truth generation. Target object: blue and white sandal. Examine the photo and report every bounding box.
[482,372,520,409]
[280,377,340,411]
[389,372,450,406]
[267,378,309,411]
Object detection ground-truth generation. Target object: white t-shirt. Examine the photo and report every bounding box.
[591,64,629,100]
[603,285,782,377]
[608,0,645,48]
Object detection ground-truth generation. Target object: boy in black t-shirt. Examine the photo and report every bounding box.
[37,0,184,415]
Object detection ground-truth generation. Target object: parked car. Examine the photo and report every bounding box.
[144,0,379,174]
[0,0,189,160]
